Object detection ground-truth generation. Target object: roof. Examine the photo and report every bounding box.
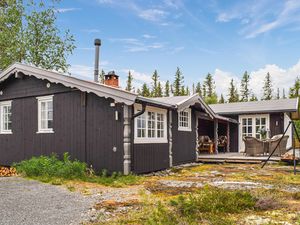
[139,94,238,123]
[209,98,299,115]
[0,63,137,105]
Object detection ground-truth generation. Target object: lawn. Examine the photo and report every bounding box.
[11,155,300,224]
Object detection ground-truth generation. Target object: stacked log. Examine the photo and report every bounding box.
[0,166,17,177]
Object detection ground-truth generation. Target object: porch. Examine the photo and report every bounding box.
[197,152,281,163]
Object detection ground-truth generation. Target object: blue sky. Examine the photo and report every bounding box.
[55,0,300,98]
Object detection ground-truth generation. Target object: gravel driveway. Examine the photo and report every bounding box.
[0,177,94,225]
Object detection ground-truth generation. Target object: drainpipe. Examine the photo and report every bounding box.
[132,103,146,119]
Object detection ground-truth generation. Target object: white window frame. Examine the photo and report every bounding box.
[238,114,270,152]
[178,108,192,131]
[0,101,12,134]
[37,95,54,133]
[134,104,168,144]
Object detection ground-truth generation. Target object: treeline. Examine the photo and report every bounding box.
[124,68,300,104]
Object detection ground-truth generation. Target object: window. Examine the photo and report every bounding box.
[37,96,53,133]
[178,108,191,131]
[0,101,12,134]
[242,117,252,137]
[134,105,167,143]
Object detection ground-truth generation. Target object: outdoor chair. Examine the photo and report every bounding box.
[243,136,264,156]
[218,135,228,153]
[269,134,289,156]
[198,135,214,154]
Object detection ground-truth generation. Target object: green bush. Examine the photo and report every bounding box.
[14,153,86,179]
[13,153,140,187]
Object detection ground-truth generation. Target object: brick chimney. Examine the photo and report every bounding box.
[104,71,119,88]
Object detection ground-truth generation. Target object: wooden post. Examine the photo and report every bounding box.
[227,122,230,152]
[214,119,218,154]
[195,114,199,160]
[123,105,132,175]
[168,110,173,167]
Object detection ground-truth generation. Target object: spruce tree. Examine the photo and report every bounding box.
[261,72,273,100]
[157,82,163,97]
[195,82,202,96]
[185,86,190,96]
[276,88,280,99]
[99,69,105,84]
[240,71,250,102]
[125,70,133,91]
[282,88,286,99]
[202,83,207,99]
[228,79,239,102]
[164,80,170,97]
[219,94,225,103]
[192,83,195,94]
[180,86,186,96]
[173,67,184,96]
[151,70,159,97]
[289,77,300,98]
[250,93,258,101]
[204,73,218,104]
[141,83,150,97]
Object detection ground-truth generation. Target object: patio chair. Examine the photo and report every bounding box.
[269,134,289,156]
[243,136,264,156]
[218,135,228,153]
[198,135,214,154]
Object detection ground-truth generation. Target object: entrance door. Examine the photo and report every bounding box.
[239,114,269,152]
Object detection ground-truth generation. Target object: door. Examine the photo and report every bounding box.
[239,114,269,152]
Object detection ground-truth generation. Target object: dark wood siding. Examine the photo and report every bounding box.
[132,108,169,174]
[270,113,284,137]
[132,143,169,174]
[172,109,196,165]
[0,76,124,173]
[225,115,239,152]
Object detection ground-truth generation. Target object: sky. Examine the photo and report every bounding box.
[54,0,300,99]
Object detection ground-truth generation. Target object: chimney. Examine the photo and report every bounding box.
[104,71,119,88]
[94,38,101,83]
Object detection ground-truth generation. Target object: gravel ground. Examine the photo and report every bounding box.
[0,177,94,225]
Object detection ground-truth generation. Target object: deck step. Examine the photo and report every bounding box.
[197,158,279,164]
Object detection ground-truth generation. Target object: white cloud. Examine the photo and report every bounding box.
[69,61,110,78]
[216,0,300,38]
[212,60,300,100]
[55,8,81,13]
[142,34,156,39]
[82,29,100,33]
[138,9,168,22]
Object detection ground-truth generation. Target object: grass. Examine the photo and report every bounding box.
[13,153,141,187]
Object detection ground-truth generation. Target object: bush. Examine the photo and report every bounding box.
[13,153,141,187]
[14,153,86,179]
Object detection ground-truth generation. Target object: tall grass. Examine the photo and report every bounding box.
[13,153,140,187]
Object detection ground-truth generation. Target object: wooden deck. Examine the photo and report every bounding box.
[197,152,281,164]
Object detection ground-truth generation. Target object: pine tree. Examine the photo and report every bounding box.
[228,79,239,103]
[151,70,159,97]
[289,77,300,98]
[164,80,170,97]
[195,82,202,96]
[219,94,225,103]
[250,93,258,101]
[172,67,184,96]
[125,70,133,91]
[261,72,273,100]
[240,71,250,102]
[202,83,207,99]
[185,86,190,96]
[180,86,186,96]
[282,88,287,99]
[141,83,150,97]
[157,82,163,97]
[99,69,105,84]
[203,73,218,104]
[276,88,280,99]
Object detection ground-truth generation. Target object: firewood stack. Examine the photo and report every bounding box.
[0,166,17,177]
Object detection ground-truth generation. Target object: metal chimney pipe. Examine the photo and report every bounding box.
[94,38,101,83]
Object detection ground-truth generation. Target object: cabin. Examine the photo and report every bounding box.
[210,99,299,152]
[0,63,238,174]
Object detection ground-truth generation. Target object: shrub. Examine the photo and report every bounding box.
[13,153,141,187]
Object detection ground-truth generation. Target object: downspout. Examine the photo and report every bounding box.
[131,103,146,119]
